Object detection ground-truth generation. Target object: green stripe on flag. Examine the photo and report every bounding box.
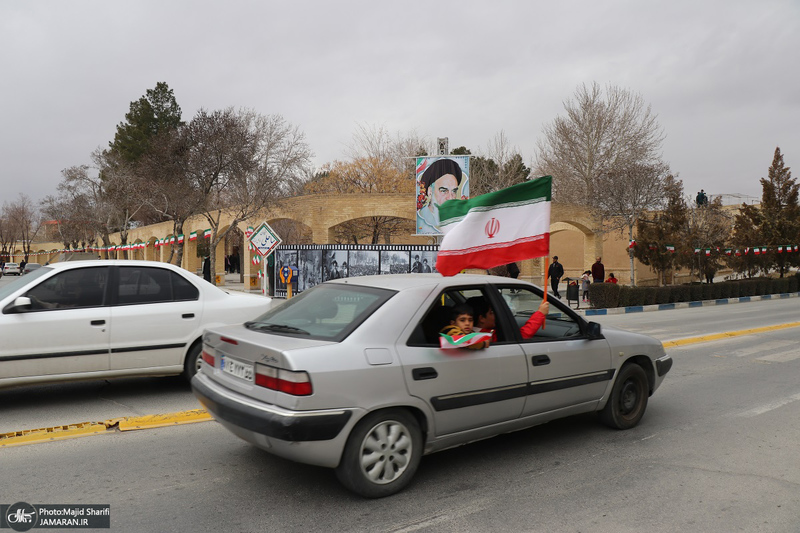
[439,176,552,225]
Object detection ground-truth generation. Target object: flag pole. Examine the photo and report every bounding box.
[542,258,550,330]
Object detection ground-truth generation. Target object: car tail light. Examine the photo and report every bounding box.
[255,364,312,396]
[221,337,238,345]
[202,350,215,366]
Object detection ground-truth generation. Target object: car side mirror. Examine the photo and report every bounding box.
[586,321,603,339]
[10,296,33,313]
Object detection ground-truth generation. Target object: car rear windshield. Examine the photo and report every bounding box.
[245,283,395,341]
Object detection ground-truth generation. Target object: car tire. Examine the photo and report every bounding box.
[600,363,648,430]
[335,409,423,498]
[183,341,203,382]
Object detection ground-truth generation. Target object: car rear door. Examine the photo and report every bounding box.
[494,286,612,417]
[397,285,528,437]
[108,265,201,371]
[0,266,111,381]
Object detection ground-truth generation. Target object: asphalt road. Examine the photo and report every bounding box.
[2,289,800,532]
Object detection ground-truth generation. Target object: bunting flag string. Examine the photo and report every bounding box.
[628,243,800,256]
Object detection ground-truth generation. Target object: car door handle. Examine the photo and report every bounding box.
[91,320,106,326]
[182,313,195,319]
[412,367,438,381]
[531,355,550,366]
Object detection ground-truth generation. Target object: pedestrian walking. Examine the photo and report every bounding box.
[548,256,564,298]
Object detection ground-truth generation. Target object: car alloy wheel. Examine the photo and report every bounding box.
[336,409,423,498]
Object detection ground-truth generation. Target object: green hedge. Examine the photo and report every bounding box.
[588,276,800,309]
[587,282,621,309]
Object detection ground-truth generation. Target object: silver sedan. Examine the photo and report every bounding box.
[192,274,672,498]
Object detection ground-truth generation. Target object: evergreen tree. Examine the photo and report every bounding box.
[109,82,183,163]
[730,147,799,277]
[675,196,731,282]
[633,176,687,285]
[759,147,800,276]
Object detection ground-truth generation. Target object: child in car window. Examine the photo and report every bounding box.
[440,304,490,350]
[468,295,549,340]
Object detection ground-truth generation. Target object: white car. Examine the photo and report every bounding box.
[0,260,272,389]
[3,263,21,276]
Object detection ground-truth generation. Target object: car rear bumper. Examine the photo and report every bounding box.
[192,372,356,468]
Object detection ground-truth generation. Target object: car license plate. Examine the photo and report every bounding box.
[221,355,254,382]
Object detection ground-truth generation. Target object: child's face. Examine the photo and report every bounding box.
[452,313,473,333]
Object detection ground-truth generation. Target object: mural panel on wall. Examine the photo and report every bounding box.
[273,244,438,298]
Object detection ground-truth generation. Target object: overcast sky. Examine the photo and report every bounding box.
[2,0,798,209]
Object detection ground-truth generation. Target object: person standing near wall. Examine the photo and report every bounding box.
[548,256,564,298]
[591,257,605,283]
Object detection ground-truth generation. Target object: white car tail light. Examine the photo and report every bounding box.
[255,363,312,396]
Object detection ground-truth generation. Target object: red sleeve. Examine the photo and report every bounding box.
[520,311,546,339]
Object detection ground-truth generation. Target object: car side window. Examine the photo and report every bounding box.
[25,267,108,310]
[117,267,185,305]
[410,287,507,346]
[172,271,200,301]
[496,287,581,341]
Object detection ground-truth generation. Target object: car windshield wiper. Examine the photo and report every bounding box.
[245,322,310,335]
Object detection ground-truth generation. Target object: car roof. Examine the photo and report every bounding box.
[326,273,532,292]
[33,260,191,274]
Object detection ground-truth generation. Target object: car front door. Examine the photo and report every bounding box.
[494,286,612,417]
[0,266,111,382]
[397,286,528,437]
[108,266,201,371]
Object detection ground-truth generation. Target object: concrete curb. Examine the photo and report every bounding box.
[574,291,800,316]
[0,409,213,448]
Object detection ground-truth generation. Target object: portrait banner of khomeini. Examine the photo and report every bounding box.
[415,156,469,235]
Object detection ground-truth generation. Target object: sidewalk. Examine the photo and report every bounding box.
[569,291,800,316]
[216,272,265,295]
[215,272,800,313]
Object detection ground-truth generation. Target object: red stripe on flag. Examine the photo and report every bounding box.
[436,234,550,276]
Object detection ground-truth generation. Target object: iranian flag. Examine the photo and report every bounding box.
[666,244,675,253]
[435,176,551,276]
[204,229,212,239]
[439,330,494,349]
[189,231,198,241]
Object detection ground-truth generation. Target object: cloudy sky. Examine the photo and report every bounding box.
[2,0,798,208]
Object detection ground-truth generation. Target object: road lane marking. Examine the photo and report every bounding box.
[736,392,800,417]
[662,321,800,348]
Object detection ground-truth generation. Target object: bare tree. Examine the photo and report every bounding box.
[93,148,149,257]
[44,165,112,250]
[677,196,733,282]
[535,82,667,207]
[4,194,41,263]
[185,108,312,284]
[0,206,18,262]
[135,128,202,265]
[469,131,531,196]
[595,162,671,285]
[345,123,431,178]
